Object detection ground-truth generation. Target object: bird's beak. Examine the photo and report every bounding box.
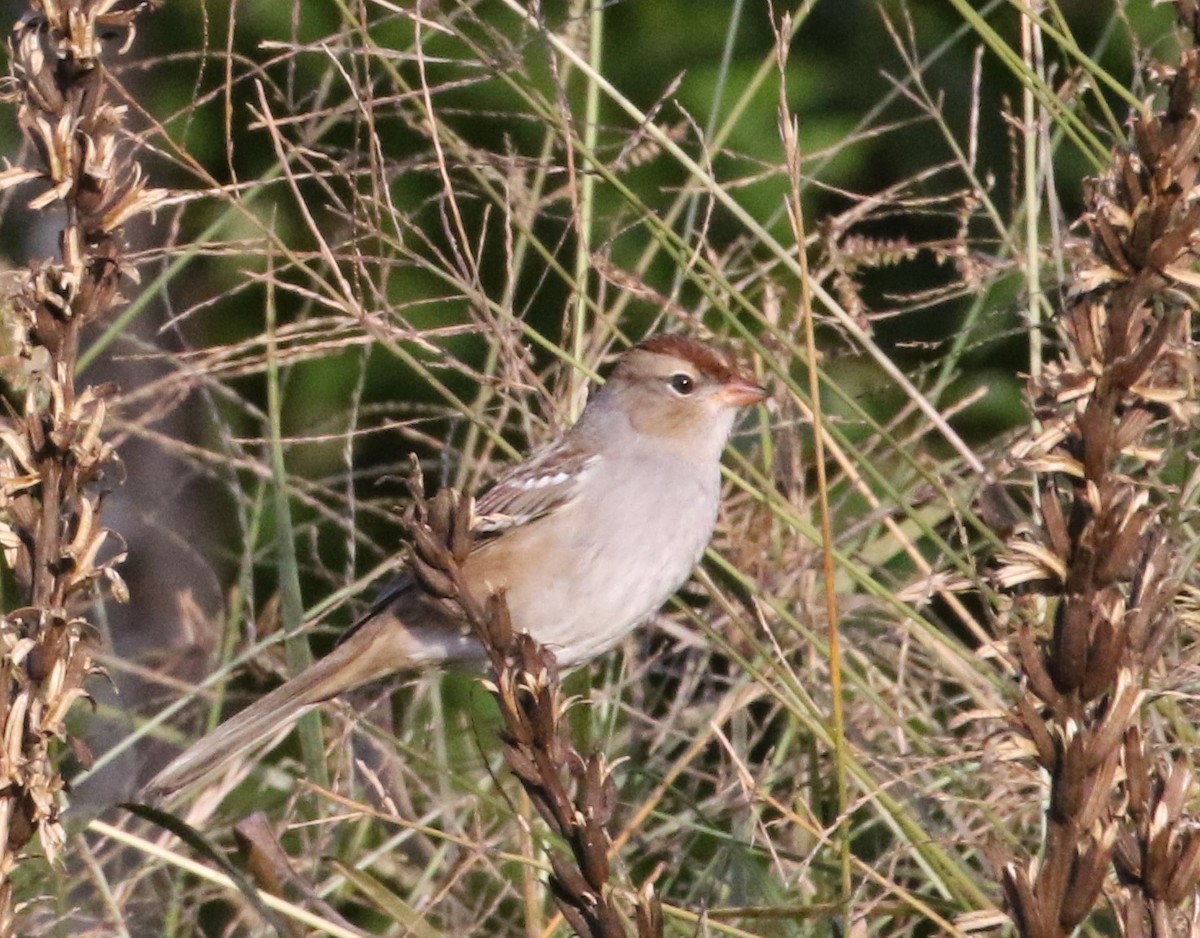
[720,377,768,408]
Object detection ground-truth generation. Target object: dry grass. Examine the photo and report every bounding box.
[0,1,1197,936]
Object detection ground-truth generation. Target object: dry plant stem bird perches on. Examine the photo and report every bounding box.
[146,335,766,796]
[407,479,664,938]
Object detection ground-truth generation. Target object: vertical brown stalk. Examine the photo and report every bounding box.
[404,468,663,938]
[996,5,1200,936]
[0,1,159,931]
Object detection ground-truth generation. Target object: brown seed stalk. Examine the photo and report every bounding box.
[403,460,663,938]
[994,5,1200,935]
[0,0,161,930]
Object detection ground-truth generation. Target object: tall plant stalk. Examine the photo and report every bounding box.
[997,4,1200,934]
[0,1,159,930]
[404,471,664,938]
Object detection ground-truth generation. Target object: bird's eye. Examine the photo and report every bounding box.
[669,373,695,395]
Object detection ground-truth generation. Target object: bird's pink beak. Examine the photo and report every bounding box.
[720,377,768,408]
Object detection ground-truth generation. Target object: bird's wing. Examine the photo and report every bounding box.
[342,440,596,646]
[472,439,599,536]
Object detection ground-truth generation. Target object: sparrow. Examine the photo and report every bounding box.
[145,334,766,796]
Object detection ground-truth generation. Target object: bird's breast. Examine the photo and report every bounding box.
[465,453,720,666]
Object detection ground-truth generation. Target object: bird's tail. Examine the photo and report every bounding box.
[143,613,422,799]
